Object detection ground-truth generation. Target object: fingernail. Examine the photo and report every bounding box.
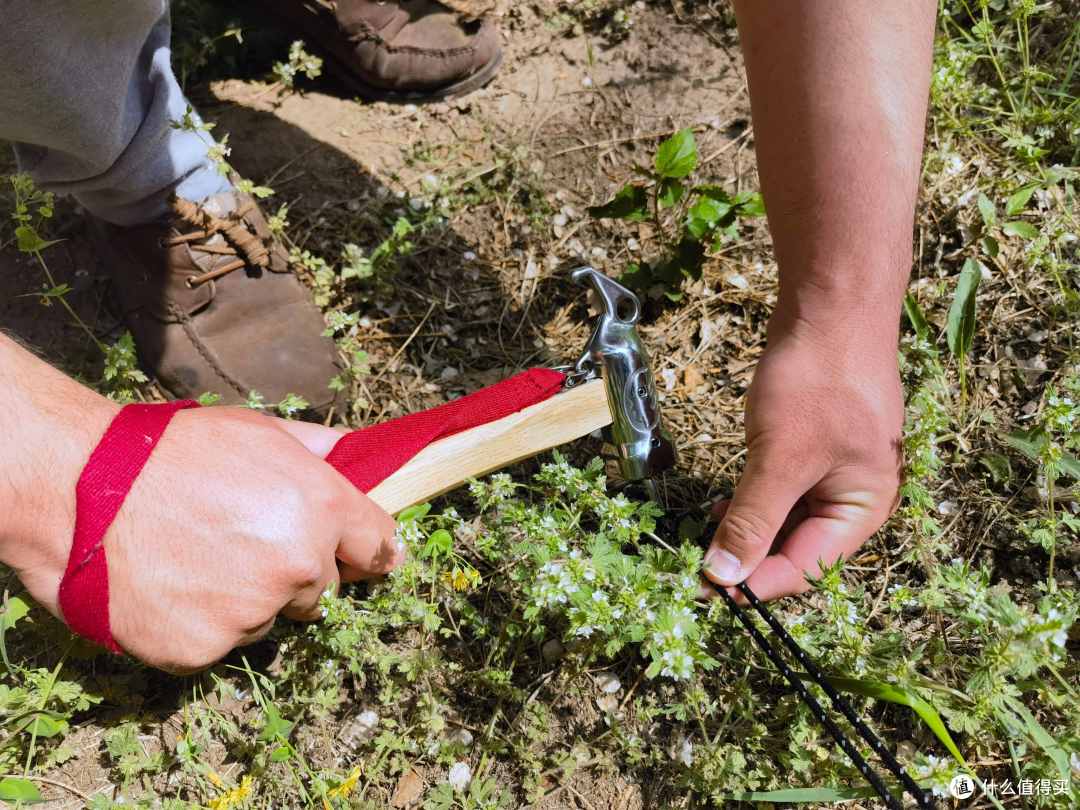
[704,548,742,584]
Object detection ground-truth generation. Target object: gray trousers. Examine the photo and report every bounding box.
[1,2,229,225]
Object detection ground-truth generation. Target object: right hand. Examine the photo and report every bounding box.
[12,405,400,673]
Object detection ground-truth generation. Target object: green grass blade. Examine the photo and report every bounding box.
[822,675,967,766]
[1002,697,1070,781]
[903,293,931,341]
[946,258,982,360]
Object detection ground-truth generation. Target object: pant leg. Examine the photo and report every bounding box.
[0,1,230,226]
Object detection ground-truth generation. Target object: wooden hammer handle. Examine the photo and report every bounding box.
[366,378,611,514]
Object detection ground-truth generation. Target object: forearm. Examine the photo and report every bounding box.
[0,333,116,591]
[732,0,936,346]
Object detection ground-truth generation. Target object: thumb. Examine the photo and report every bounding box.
[335,485,402,581]
[703,449,818,586]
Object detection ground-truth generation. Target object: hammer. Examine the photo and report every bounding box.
[366,267,677,514]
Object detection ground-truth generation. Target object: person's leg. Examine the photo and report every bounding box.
[0,1,230,226]
[0,1,340,414]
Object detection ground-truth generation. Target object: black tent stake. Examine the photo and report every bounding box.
[717,584,936,809]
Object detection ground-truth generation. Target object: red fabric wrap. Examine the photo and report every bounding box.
[58,368,565,651]
[325,367,566,492]
[58,400,199,653]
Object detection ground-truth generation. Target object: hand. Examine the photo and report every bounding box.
[702,317,904,600]
[11,405,400,673]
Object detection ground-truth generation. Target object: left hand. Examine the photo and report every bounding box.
[701,315,905,600]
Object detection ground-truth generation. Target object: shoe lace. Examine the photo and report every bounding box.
[167,197,271,288]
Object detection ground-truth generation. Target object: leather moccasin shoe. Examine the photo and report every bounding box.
[91,191,341,414]
[266,0,502,100]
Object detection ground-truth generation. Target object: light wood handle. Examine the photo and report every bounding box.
[366,378,611,515]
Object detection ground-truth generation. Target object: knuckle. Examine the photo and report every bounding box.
[285,552,326,589]
[721,511,774,557]
[314,482,350,522]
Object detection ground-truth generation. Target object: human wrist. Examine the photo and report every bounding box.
[769,264,906,362]
[0,342,119,580]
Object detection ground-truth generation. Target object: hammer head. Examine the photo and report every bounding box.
[572,267,677,481]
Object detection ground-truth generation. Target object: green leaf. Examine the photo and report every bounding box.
[902,293,930,341]
[976,192,996,227]
[0,597,29,632]
[397,503,431,523]
[1004,429,1080,480]
[823,676,966,766]
[423,529,453,558]
[685,196,732,240]
[14,225,56,254]
[1005,426,1049,460]
[0,777,42,804]
[657,178,684,209]
[978,452,1012,484]
[654,129,697,179]
[1001,220,1038,239]
[269,743,293,762]
[38,284,71,300]
[1056,455,1079,481]
[732,190,765,216]
[1002,697,1069,781]
[587,184,649,221]
[1004,184,1037,216]
[981,234,999,258]
[24,714,68,739]
[258,705,294,742]
[946,258,982,361]
[0,595,29,674]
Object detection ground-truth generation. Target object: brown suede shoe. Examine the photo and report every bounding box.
[266,0,502,100]
[91,191,341,413]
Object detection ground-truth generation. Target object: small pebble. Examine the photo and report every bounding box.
[596,672,622,694]
[446,728,473,748]
[541,639,564,662]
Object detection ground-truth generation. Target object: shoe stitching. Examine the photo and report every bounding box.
[170,302,251,399]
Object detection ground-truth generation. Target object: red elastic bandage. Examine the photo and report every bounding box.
[57,368,565,652]
[58,400,200,652]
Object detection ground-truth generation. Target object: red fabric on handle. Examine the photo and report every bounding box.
[325,367,566,492]
[57,368,565,652]
[59,400,199,652]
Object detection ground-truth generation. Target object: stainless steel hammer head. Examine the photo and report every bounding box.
[572,267,677,481]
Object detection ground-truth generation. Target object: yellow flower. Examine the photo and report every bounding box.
[442,566,481,592]
[209,775,253,810]
[327,767,362,800]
